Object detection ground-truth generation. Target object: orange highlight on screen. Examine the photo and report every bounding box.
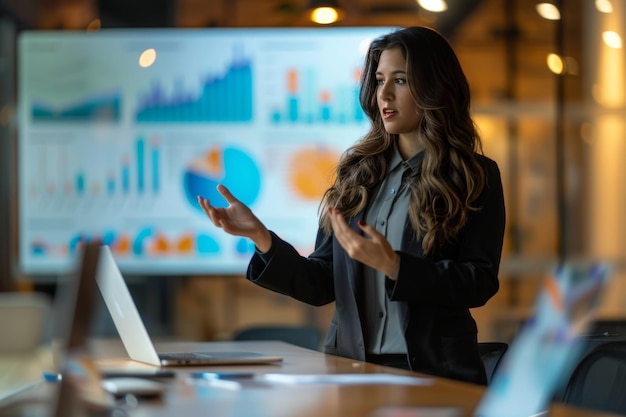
[287,69,298,94]
[290,147,338,200]
[205,148,223,176]
[152,233,170,253]
[177,234,194,253]
[320,90,331,103]
[113,235,131,254]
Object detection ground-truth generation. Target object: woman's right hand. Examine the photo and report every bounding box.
[197,184,272,253]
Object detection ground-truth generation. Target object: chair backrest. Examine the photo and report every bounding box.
[0,292,51,353]
[561,340,626,415]
[478,341,508,385]
[553,333,626,400]
[233,325,322,351]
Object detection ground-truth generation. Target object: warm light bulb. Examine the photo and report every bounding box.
[595,0,613,13]
[546,53,565,75]
[603,31,622,48]
[536,3,561,20]
[311,7,339,24]
[417,0,448,12]
[139,48,157,68]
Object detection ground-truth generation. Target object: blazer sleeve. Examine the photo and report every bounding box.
[388,156,506,308]
[246,228,336,306]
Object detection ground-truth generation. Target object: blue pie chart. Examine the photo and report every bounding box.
[184,146,261,211]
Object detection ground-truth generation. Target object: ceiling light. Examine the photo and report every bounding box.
[308,0,344,24]
[417,0,448,13]
[536,3,561,20]
[603,31,622,48]
[595,0,613,13]
[546,53,565,75]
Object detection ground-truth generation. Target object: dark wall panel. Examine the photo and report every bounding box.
[97,0,174,28]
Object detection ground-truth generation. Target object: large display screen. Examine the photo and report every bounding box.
[17,27,394,275]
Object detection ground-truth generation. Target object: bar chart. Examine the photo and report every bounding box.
[269,67,364,124]
[31,90,121,123]
[26,136,161,200]
[136,53,253,123]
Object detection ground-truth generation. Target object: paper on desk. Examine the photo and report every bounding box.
[0,353,47,404]
[257,373,433,386]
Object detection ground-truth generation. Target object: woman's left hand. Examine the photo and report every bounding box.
[328,207,399,279]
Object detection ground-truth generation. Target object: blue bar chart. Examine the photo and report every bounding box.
[135,54,253,123]
[27,136,161,200]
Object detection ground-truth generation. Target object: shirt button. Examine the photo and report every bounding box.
[380,220,385,226]
[378,312,384,318]
[389,188,395,195]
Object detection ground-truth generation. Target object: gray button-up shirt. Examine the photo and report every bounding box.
[364,145,423,355]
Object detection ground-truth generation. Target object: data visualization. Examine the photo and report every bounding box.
[18,27,394,274]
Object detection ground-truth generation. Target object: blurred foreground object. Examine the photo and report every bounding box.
[0,292,51,353]
[475,264,610,417]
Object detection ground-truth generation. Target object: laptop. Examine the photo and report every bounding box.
[95,245,283,367]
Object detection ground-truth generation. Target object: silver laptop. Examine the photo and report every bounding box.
[95,245,283,367]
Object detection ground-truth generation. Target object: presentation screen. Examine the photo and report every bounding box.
[17,27,394,275]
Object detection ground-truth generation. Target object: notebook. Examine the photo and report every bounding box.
[95,245,283,367]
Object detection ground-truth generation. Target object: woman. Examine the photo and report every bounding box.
[198,26,505,385]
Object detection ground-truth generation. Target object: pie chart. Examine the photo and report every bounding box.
[184,146,261,211]
[289,146,339,200]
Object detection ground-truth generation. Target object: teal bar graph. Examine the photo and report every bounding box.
[76,172,85,195]
[136,138,144,193]
[135,53,253,123]
[122,158,130,194]
[151,141,159,193]
[107,175,115,195]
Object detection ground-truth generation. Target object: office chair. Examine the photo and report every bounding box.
[477,342,508,385]
[554,333,626,400]
[561,340,626,415]
[233,325,322,351]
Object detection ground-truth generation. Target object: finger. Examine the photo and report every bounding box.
[357,220,381,240]
[197,196,223,227]
[328,208,351,241]
[329,208,363,253]
[216,184,240,205]
[197,196,211,215]
[329,207,349,231]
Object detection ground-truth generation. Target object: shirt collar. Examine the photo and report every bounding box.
[387,144,424,176]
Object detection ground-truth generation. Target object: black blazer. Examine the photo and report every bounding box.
[247,155,505,384]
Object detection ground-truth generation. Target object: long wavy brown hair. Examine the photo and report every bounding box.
[319,26,485,255]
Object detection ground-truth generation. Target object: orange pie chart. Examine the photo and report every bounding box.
[289,147,339,200]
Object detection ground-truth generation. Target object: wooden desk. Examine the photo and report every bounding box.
[1,339,622,417]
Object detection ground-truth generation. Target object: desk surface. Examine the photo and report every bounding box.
[1,339,622,417]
